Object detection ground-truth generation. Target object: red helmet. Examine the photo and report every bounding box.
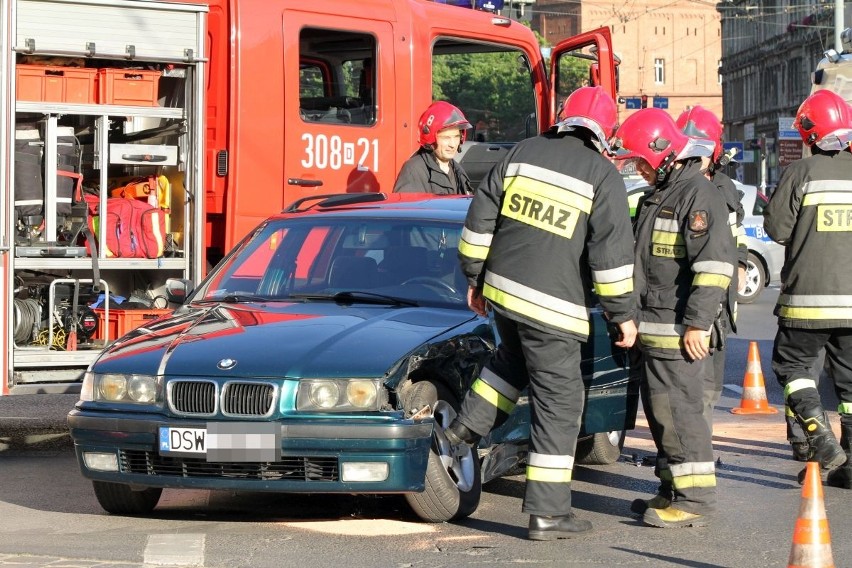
[418,101,472,147]
[613,108,713,175]
[794,90,852,150]
[677,105,723,162]
[556,86,618,151]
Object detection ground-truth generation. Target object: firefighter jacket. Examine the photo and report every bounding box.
[458,130,635,341]
[393,148,473,195]
[634,159,734,359]
[712,171,746,333]
[763,149,852,329]
[713,172,748,270]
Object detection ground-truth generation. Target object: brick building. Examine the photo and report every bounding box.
[533,0,723,124]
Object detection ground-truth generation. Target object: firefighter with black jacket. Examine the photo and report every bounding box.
[763,89,852,486]
[393,101,474,195]
[444,86,637,540]
[676,106,748,432]
[614,108,734,528]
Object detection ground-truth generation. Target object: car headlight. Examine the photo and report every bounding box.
[310,381,340,409]
[87,373,161,404]
[297,379,385,411]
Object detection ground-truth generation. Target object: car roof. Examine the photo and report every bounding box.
[273,193,471,222]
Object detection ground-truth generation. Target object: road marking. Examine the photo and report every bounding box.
[143,533,205,566]
[281,519,435,536]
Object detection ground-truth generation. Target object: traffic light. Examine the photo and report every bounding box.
[747,137,763,151]
[640,94,648,109]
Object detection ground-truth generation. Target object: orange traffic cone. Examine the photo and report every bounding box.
[788,462,835,568]
[732,341,779,414]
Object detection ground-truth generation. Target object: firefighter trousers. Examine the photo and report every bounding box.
[641,353,717,514]
[773,327,852,419]
[456,312,584,516]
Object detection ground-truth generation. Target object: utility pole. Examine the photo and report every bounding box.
[836,0,844,52]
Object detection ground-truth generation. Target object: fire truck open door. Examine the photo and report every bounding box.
[549,27,618,124]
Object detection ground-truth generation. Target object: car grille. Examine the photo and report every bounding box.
[119,450,339,481]
[169,380,275,417]
[170,381,216,415]
[222,382,274,416]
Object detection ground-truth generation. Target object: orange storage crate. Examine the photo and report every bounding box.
[16,64,98,104]
[98,68,162,106]
[93,308,172,341]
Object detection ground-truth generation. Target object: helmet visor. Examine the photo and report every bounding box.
[556,116,613,153]
[815,128,852,151]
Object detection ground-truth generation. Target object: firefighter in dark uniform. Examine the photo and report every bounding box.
[445,86,638,540]
[393,101,474,195]
[764,89,852,486]
[614,107,734,527]
[677,106,748,432]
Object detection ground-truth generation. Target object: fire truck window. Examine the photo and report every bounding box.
[298,28,377,126]
[555,47,599,113]
[432,39,537,143]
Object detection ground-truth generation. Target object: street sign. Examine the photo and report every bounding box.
[778,139,804,167]
[625,97,642,110]
[778,118,799,140]
[723,141,744,161]
[652,97,669,109]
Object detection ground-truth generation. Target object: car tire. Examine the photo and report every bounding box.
[738,252,766,304]
[403,381,482,522]
[92,481,162,515]
[575,430,625,465]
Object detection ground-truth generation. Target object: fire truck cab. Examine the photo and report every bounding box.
[0,0,616,394]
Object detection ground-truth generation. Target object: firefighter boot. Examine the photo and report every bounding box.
[528,513,593,540]
[787,412,810,461]
[630,455,673,514]
[643,506,710,528]
[630,493,673,516]
[790,440,810,462]
[443,419,481,448]
[826,422,852,489]
[796,410,846,470]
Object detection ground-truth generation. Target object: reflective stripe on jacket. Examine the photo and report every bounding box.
[458,130,636,340]
[764,150,852,328]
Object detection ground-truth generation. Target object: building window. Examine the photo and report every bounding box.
[654,58,665,85]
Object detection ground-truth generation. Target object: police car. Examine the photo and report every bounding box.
[736,181,784,303]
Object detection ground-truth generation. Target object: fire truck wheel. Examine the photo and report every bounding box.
[403,380,482,522]
[92,481,162,515]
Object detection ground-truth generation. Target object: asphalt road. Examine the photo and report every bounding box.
[1,286,850,567]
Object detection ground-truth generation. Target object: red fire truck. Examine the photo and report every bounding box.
[0,0,616,394]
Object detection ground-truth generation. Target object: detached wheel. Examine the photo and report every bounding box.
[92,481,162,515]
[403,381,482,522]
[738,252,765,304]
[575,430,625,465]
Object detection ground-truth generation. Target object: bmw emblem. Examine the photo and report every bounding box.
[217,358,237,370]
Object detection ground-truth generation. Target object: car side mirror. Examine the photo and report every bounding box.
[165,278,194,305]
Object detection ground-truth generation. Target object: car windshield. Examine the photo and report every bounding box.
[196,216,468,308]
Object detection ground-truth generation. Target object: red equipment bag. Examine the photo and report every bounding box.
[88,197,166,258]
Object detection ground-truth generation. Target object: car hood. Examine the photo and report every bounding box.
[93,302,477,379]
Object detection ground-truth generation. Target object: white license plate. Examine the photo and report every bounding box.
[159,423,281,462]
[159,426,206,455]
